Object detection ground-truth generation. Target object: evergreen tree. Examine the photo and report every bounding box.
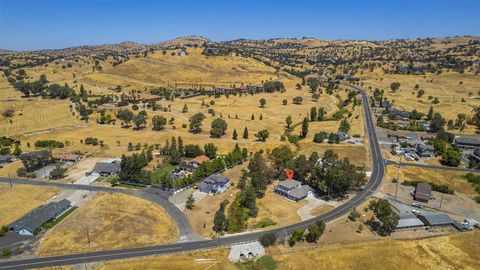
[185,194,195,210]
[310,107,317,121]
[427,106,434,121]
[286,115,292,129]
[251,114,255,120]
[232,129,238,140]
[301,117,309,138]
[243,127,249,139]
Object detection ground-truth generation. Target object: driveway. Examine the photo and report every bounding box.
[296,194,341,220]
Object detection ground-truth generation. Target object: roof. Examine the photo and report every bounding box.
[417,212,454,226]
[288,185,312,199]
[191,155,210,164]
[10,199,71,232]
[93,162,121,174]
[53,153,82,161]
[277,179,301,190]
[454,136,480,145]
[178,161,196,171]
[396,213,425,228]
[417,144,434,152]
[204,174,229,185]
[415,183,432,201]
[0,154,13,163]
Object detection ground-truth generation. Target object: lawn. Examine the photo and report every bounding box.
[37,192,179,256]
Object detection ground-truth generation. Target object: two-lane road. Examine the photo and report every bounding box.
[0,84,385,269]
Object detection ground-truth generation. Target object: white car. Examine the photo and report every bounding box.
[404,153,414,161]
[411,209,421,215]
[412,202,422,208]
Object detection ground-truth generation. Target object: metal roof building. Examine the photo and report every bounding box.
[417,212,454,226]
[396,213,425,229]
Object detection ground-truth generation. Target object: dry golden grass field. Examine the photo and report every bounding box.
[270,231,480,270]
[84,48,292,89]
[385,165,477,197]
[362,72,480,133]
[19,86,345,157]
[37,192,179,256]
[0,183,58,226]
[91,229,480,270]
[248,182,307,228]
[0,98,82,137]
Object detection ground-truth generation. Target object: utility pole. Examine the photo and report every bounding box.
[439,193,444,209]
[395,156,402,198]
[84,223,91,270]
[8,173,12,187]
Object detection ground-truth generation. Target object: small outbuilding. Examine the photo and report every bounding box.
[414,183,432,202]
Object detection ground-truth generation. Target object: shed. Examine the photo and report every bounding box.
[414,183,431,202]
[417,212,454,226]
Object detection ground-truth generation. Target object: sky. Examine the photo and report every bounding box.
[0,0,479,51]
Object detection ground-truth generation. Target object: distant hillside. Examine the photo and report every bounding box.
[156,35,210,48]
[84,47,292,89]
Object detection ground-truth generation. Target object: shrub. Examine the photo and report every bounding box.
[84,137,99,146]
[259,233,277,247]
[348,209,361,221]
[34,140,64,148]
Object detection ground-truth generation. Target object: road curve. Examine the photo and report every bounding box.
[0,84,385,269]
[0,177,195,238]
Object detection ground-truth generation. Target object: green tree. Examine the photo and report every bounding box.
[255,129,270,142]
[301,117,309,138]
[204,143,217,159]
[210,118,228,138]
[454,113,467,131]
[338,118,350,133]
[390,82,401,92]
[186,194,195,210]
[318,107,325,121]
[259,98,266,108]
[189,112,206,133]
[427,106,434,120]
[182,104,188,113]
[271,146,294,174]
[151,115,167,130]
[232,129,238,140]
[117,108,134,127]
[442,148,461,167]
[285,115,292,129]
[430,112,446,132]
[133,113,146,130]
[310,107,317,121]
[213,200,228,233]
[242,127,249,139]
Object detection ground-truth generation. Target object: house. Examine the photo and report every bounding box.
[275,179,312,202]
[453,136,480,149]
[469,148,480,164]
[135,92,162,102]
[0,154,13,165]
[391,119,410,128]
[53,153,82,163]
[198,174,230,194]
[10,199,72,235]
[171,155,210,178]
[417,144,435,157]
[389,108,410,120]
[89,161,121,177]
[414,183,432,202]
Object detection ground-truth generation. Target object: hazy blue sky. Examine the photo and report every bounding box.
[0,0,479,51]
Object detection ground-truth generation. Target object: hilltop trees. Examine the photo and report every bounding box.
[189,112,206,133]
[210,118,228,138]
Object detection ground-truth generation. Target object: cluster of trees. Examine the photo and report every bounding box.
[161,143,248,190]
[288,220,326,246]
[18,150,52,173]
[0,136,21,156]
[366,199,399,236]
[263,81,285,93]
[119,149,154,184]
[432,130,461,167]
[34,140,64,149]
[313,131,342,144]
[309,107,326,122]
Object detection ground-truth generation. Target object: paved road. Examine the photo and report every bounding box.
[386,160,480,173]
[0,177,195,239]
[0,84,386,269]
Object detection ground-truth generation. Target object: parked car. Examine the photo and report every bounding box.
[404,153,415,161]
[411,209,421,215]
[412,202,422,208]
